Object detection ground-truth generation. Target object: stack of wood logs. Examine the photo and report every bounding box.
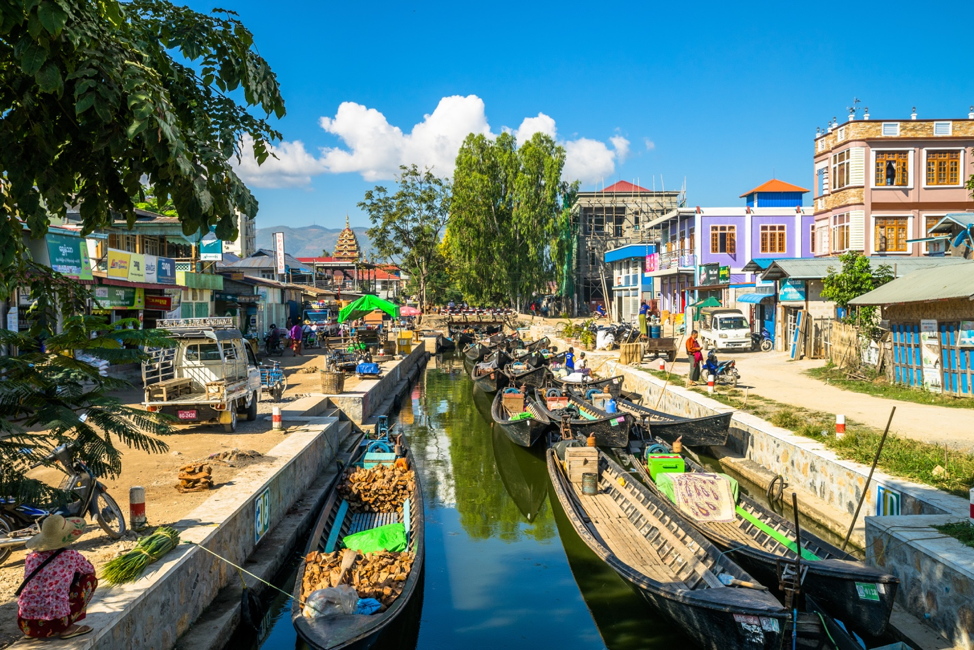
[176,463,212,492]
[338,465,415,514]
[301,550,415,610]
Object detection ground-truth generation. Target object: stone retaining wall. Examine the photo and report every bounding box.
[326,344,428,423]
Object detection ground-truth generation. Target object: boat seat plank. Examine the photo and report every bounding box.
[323,500,349,553]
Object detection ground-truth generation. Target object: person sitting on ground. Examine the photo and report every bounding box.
[685,330,702,386]
[577,351,589,375]
[17,515,97,640]
[565,346,575,372]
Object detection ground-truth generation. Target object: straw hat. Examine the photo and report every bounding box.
[26,515,87,552]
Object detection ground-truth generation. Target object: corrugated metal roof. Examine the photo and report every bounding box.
[739,179,809,197]
[761,256,970,280]
[741,258,777,272]
[929,213,974,234]
[849,264,974,305]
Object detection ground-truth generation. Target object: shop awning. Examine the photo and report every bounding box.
[338,295,400,323]
[736,292,775,304]
[96,276,175,290]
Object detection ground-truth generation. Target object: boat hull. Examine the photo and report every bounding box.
[551,374,624,399]
[619,399,730,447]
[491,392,550,447]
[504,364,549,389]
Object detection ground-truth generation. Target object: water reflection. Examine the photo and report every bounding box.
[491,427,548,523]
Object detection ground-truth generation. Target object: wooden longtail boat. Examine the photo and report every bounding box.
[549,373,625,399]
[534,388,630,448]
[547,448,832,650]
[490,390,551,447]
[625,439,898,638]
[617,398,731,447]
[292,436,425,650]
[471,351,511,394]
[503,361,549,389]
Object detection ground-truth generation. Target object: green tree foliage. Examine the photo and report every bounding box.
[0,261,172,501]
[360,165,450,308]
[821,251,894,331]
[0,0,285,269]
[448,132,568,307]
[552,181,579,297]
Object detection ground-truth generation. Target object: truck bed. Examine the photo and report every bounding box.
[143,379,250,407]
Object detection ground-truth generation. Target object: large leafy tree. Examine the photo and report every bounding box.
[448,132,568,308]
[0,0,285,269]
[0,261,173,503]
[360,165,451,308]
[821,251,894,331]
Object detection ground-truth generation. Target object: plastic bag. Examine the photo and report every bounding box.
[355,598,382,615]
[342,523,407,554]
[303,585,359,619]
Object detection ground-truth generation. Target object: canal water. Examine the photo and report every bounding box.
[246,353,685,650]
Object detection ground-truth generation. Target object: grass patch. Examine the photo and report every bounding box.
[634,367,974,498]
[806,363,974,410]
[933,522,974,550]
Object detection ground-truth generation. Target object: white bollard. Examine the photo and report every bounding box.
[835,414,846,440]
[272,406,282,430]
[707,374,715,395]
[658,357,666,371]
[129,486,147,531]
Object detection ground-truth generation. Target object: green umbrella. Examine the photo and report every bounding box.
[338,295,400,323]
[690,296,721,321]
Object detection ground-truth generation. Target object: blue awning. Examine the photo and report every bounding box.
[736,292,775,304]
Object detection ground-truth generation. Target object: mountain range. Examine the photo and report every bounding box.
[255,225,373,259]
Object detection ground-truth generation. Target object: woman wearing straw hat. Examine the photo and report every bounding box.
[16,515,97,640]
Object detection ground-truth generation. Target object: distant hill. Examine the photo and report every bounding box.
[255,225,373,259]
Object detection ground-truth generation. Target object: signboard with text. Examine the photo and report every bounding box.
[108,250,131,279]
[156,257,176,285]
[128,253,146,282]
[46,234,93,280]
[274,232,285,275]
[144,295,172,311]
[779,279,806,301]
[718,266,730,283]
[698,263,719,286]
[94,286,145,310]
[200,227,223,261]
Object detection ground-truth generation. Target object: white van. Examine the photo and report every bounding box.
[698,308,752,351]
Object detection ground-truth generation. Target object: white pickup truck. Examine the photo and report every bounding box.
[142,317,261,432]
[698,308,752,352]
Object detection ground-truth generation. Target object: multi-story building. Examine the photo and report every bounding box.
[644,180,811,319]
[223,209,257,258]
[571,181,683,314]
[812,108,974,257]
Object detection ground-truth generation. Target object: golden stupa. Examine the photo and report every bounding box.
[334,216,361,261]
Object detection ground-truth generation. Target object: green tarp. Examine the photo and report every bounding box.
[690,296,721,320]
[338,295,400,323]
[342,523,407,554]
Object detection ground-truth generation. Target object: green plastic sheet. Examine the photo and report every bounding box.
[342,523,407,554]
[338,295,400,323]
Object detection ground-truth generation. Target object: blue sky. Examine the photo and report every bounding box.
[190,0,974,230]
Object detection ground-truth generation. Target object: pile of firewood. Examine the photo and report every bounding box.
[338,465,415,513]
[176,463,212,493]
[301,550,415,610]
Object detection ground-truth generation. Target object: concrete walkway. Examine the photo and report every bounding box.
[653,349,974,452]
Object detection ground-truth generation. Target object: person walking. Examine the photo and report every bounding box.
[290,319,304,356]
[638,301,649,338]
[685,330,702,385]
[17,515,97,640]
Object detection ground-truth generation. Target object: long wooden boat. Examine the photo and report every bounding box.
[550,373,625,399]
[617,398,731,447]
[534,388,630,448]
[491,427,548,522]
[292,436,425,650]
[625,439,898,638]
[471,352,511,394]
[525,337,550,352]
[490,390,551,447]
[503,361,549,389]
[547,448,830,650]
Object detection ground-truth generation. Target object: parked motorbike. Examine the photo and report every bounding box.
[750,327,774,352]
[303,330,319,349]
[0,444,126,565]
[701,349,740,387]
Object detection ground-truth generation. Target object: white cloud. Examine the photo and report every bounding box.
[644,138,656,151]
[234,96,628,187]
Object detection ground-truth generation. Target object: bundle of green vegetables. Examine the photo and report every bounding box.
[102,527,180,585]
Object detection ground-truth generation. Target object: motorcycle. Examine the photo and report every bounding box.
[0,444,126,565]
[264,332,285,357]
[751,327,774,352]
[701,349,740,387]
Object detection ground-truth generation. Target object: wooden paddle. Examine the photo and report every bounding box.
[336,548,357,585]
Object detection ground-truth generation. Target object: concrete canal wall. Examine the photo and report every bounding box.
[15,408,346,650]
[326,344,428,424]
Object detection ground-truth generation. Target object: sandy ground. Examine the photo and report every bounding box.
[0,346,333,648]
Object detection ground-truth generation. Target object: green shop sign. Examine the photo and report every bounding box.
[93,286,144,310]
[718,266,730,283]
[46,234,93,280]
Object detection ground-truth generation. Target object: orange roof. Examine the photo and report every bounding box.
[600,180,650,193]
[740,179,809,197]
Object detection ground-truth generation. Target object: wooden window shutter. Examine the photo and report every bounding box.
[728,228,736,255]
[849,147,865,186]
[777,228,786,253]
[849,210,865,250]
[711,229,718,253]
[760,229,768,253]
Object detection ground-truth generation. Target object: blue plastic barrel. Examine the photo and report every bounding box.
[650,325,661,339]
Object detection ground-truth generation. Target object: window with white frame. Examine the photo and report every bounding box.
[818,226,830,254]
[837,126,846,141]
[832,150,850,189]
[832,213,850,252]
[759,224,787,254]
[874,151,910,187]
[817,138,825,152]
[933,121,952,136]
[882,123,900,137]
[710,225,736,254]
[925,150,961,186]
[816,165,828,196]
[874,217,908,253]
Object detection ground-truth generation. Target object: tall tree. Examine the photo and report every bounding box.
[821,251,894,332]
[448,132,568,307]
[0,0,285,270]
[360,165,450,308]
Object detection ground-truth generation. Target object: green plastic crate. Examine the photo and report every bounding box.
[647,454,685,481]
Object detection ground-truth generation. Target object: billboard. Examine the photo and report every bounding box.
[274,232,285,275]
[200,227,223,261]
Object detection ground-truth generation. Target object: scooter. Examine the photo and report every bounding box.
[264,332,285,357]
[751,327,774,352]
[701,349,740,387]
[0,444,126,565]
